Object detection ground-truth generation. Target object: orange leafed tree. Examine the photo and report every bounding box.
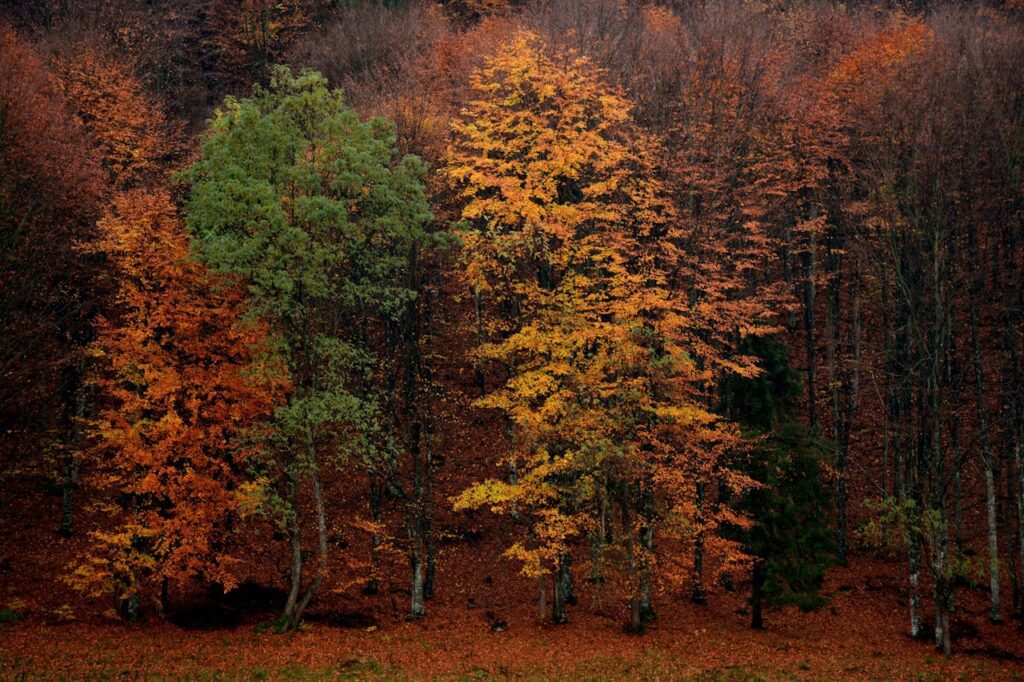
[71,190,287,617]
[447,31,757,631]
[55,48,180,191]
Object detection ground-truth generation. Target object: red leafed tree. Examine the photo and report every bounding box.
[71,189,287,618]
[0,27,105,535]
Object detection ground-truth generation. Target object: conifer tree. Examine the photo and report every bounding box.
[719,335,835,629]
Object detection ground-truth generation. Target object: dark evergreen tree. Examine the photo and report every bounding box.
[720,335,836,629]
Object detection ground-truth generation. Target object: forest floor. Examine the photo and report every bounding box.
[2,556,1023,681]
[2,325,1022,680]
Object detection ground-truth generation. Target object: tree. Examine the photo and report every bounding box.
[0,27,105,537]
[181,66,434,630]
[720,335,835,629]
[71,189,286,619]
[448,31,757,632]
[48,43,185,536]
[54,47,179,191]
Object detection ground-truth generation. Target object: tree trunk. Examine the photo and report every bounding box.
[639,524,654,623]
[424,443,436,601]
[951,424,964,560]
[280,466,304,633]
[366,476,383,595]
[751,559,766,629]
[968,222,1001,623]
[59,449,78,538]
[410,547,425,619]
[972,328,1001,622]
[552,555,569,624]
[907,511,924,639]
[803,222,818,430]
[278,426,329,633]
[1017,438,1024,624]
[407,421,427,619]
[537,575,547,622]
[691,482,707,605]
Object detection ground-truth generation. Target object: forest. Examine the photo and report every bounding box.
[1,0,1024,679]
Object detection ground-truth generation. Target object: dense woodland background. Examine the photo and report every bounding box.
[2,0,1024,678]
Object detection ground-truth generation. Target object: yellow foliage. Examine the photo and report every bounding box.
[446,31,756,589]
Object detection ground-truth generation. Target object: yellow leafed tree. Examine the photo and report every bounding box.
[447,31,756,632]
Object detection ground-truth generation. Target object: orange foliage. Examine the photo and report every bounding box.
[55,49,180,191]
[72,190,287,605]
[446,32,757,615]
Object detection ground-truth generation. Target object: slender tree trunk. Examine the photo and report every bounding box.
[280,466,303,632]
[928,221,953,654]
[639,524,654,623]
[751,559,766,630]
[907,508,924,638]
[1017,437,1024,624]
[931,404,953,655]
[972,305,1002,623]
[424,456,437,601]
[622,494,643,634]
[279,425,329,632]
[59,449,78,538]
[589,523,605,587]
[537,575,547,622]
[292,460,328,622]
[803,221,818,430]
[560,553,576,604]
[410,548,425,619]
[552,554,570,624]
[842,250,862,563]
[366,476,382,595]
[407,421,426,619]
[59,364,86,537]
[951,425,964,560]
[967,221,1001,622]
[826,224,844,560]
[691,482,707,605]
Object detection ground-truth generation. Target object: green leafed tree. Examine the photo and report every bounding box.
[719,335,836,629]
[180,65,434,631]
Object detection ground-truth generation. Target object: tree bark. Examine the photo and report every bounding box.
[751,559,766,630]
[280,466,303,633]
[691,482,707,605]
[278,424,329,633]
[970,266,1001,623]
[552,554,570,624]
[803,219,818,430]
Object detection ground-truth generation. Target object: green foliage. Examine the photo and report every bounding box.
[749,423,835,609]
[858,496,987,586]
[180,64,436,474]
[721,336,835,614]
[0,608,23,625]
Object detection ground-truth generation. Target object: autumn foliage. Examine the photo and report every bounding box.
[73,190,286,614]
[2,1,1024,676]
